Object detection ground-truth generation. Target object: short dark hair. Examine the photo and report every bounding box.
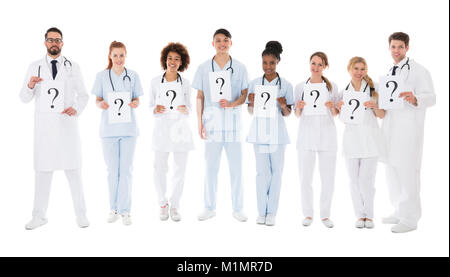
[45,27,63,39]
[213,28,231,39]
[389,32,409,47]
[160,42,190,72]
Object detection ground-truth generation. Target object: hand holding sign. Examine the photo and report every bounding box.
[379,75,405,110]
[108,91,131,124]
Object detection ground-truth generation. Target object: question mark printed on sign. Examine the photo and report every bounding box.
[48,88,59,109]
[216,78,225,95]
[310,90,320,108]
[114,98,124,116]
[166,90,177,110]
[261,92,271,110]
[386,80,398,102]
[348,99,360,120]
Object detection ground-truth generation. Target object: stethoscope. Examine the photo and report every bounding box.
[37,56,72,78]
[161,72,183,85]
[109,67,131,91]
[261,73,281,89]
[388,57,411,78]
[301,77,330,100]
[345,81,373,97]
[211,55,234,73]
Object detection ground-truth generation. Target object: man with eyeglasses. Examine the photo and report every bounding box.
[20,27,90,230]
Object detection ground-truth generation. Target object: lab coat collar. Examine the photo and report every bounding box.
[394,56,409,68]
[46,54,63,65]
[347,79,368,92]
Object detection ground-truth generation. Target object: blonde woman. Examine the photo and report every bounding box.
[337,57,385,229]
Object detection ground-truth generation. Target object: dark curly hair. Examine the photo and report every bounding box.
[160,42,190,72]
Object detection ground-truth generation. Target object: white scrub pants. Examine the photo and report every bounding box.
[32,169,86,219]
[102,136,137,215]
[254,144,286,217]
[298,150,336,219]
[345,157,378,219]
[204,141,243,212]
[154,151,188,209]
[386,165,421,229]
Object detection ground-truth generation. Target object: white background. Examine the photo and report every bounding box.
[0,0,448,257]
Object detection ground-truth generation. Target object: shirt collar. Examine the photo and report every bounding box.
[394,56,409,68]
[46,54,63,65]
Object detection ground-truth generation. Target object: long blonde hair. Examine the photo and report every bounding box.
[347,56,378,99]
[310,52,332,92]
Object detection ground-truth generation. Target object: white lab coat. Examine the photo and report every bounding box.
[380,58,435,170]
[20,55,89,171]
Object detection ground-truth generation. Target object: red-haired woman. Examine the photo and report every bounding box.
[294,52,339,228]
[149,42,194,222]
[91,41,143,226]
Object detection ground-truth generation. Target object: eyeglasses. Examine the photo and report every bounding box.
[45,38,63,44]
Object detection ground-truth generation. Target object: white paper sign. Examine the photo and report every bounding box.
[340,91,370,125]
[157,82,184,113]
[378,75,405,110]
[209,71,232,102]
[108,91,131,124]
[254,85,277,118]
[302,83,329,116]
[38,79,65,113]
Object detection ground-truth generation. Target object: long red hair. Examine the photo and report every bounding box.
[107,41,127,69]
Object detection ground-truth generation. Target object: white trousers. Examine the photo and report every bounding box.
[386,165,421,228]
[298,150,336,219]
[32,169,87,219]
[154,151,189,209]
[345,157,378,219]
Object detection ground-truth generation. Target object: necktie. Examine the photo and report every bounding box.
[392,65,398,76]
[51,60,58,80]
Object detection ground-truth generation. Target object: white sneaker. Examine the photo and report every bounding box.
[198,209,216,221]
[265,214,276,226]
[256,216,266,225]
[25,217,48,230]
[232,211,248,222]
[302,217,313,227]
[391,223,416,233]
[77,216,90,228]
[382,215,400,224]
[170,208,181,222]
[364,220,375,229]
[121,213,132,226]
[322,218,334,228]
[107,211,119,223]
[160,204,169,221]
[355,219,365,229]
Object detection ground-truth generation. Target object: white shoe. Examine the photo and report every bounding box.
[170,208,181,222]
[364,220,375,229]
[382,215,400,224]
[121,213,132,226]
[355,219,365,229]
[391,223,416,233]
[107,211,119,223]
[160,204,169,221]
[25,217,48,230]
[256,216,266,225]
[232,211,248,222]
[198,209,216,221]
[302,217,313,227]
[77,216,90,228]
[322,218,334,228]
[265,214,276,226]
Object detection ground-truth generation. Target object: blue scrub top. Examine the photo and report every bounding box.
[91,69,144,138]
[246,76,294,145]
[192,58,249,142]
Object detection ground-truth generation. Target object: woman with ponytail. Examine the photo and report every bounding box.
[91,41,143,225]
[293,52,339,228]
[336,57,385,229]
[247,41,293,226]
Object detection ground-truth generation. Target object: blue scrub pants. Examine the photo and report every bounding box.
[204,141,243,212]
[101,136,137,214]
[253,144,286,217]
